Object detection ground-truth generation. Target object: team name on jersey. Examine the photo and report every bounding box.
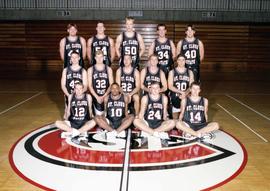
[148,103,163,109]
[123,40,138,46]
[67,73,82,79]
[186,105,204,111]
[93,41,109,46]
[65,43,82,49]
[182,44,199,50]
[155,44,171,51]
[71,100,88,107]
[146,76,160,83]
[93,72,108,79]
[186,60,196,65]
[121,76,135,83]
[108,101,125,107]
[174,75,189,81]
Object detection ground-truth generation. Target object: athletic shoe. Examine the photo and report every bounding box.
[157,132,170,140]
[71,128,80,138]
[71,136,81,144]
[117,131,126,138]
[182,132,197,140]
[106,130,117,143]
[60,131,72,139]
[200,132,215,141]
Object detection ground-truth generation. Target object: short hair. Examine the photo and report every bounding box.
[70,50,80,56]
[176,53,186,60]
[148,54,158,60]
[95,49,104,56]
[74,81,83,87]
[67,23,78,30]
[150,81,160,87]
[111,82,120,87]
[185,24,196,32]
[126,16,135,22]
[96,21,104,25]
[190,81,201,88]
[157,24,166,31]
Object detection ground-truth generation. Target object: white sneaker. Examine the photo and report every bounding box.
[61,131,72,139]
[182,132,197,140]
[71,128,80,138]
[200,132,214,140]
[106,130,117,142]
[117,131,126,138]
[157,132,169,140]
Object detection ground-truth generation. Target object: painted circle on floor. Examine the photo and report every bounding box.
[9,123,247,191]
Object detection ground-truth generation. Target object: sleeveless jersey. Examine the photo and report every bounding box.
[65,66,83,94]
[68,94,90,129]
[170,68,190,108]
[183,97,206,125]
[144,94,164,129]
[120,67,136,94]
[107,94,126,128]
[181,38,200,69]
[91,36,111,66]
[64,36,84,68]
[154,39,174,75]
[92,65,110,96]
[121,32,140,68]
[144,67,162,89]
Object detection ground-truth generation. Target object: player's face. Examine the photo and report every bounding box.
[149,56,158,66]
[95,53,104,64]
[186,27,195,38]
[74,84,84,96]
[190,84,201,96]
[125,19,134,32]
[124,55,132,66]
[96,23,105,34]
[68,26,77,36]
[177,56,185,67]
[70,53,80,65]
[111,84,120,96]
[158,26,166,38]
[150,83,160,95]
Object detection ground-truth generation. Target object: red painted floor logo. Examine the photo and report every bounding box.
[10,124,247,191]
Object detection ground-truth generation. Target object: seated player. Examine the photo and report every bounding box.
[168,54,194,119]
[116,55,140,116]
[133,82,175,139]
[176,82,219,139]
[55,82,96,139]
[94,83,134,141]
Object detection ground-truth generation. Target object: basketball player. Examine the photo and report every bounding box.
[148,24,176,77]
[133,82,175,139]
[95,83,134,140]
[115,55,140,116]
[59,23,86,68]
[176,82,219,139]
[176,24,204,82]
[88,50,114,115]
[55,82,96,138]
[60,51,88,118]
[87,21,115,66]
[140,54,167,94]
[115,17,145,69]
[168,54,194,119]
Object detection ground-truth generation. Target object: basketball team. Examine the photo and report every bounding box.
[55,17,219,143]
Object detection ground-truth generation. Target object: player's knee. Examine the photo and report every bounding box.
[55,120,61,128]
[213,122,219,130]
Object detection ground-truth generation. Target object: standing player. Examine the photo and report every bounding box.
[116,55,140,116]
[168,54,194,119]
[176,82,219,139]
[115,17,145,69]
[148,24,176,77]
[59,23,86,68]
[95,83,134,140]
[133,82,175,139]
[87,21,115,66]
[55,82,96,138]
[60,51,88,118]
[88,50,114,115]
[176,24,204,82]
[140,54,167,94]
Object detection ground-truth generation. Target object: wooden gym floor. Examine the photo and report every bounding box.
[0,72,270,191]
